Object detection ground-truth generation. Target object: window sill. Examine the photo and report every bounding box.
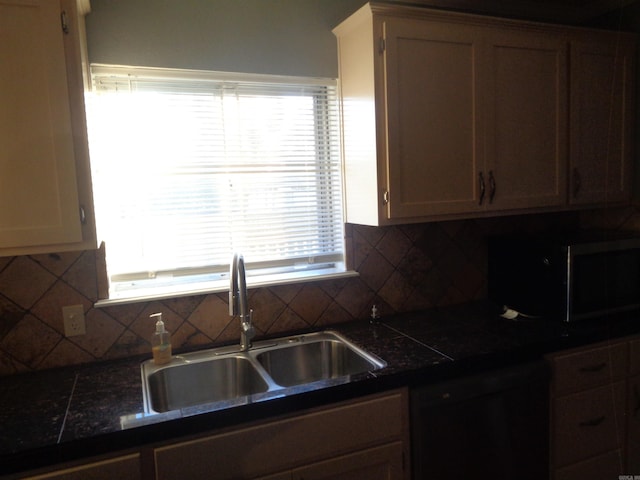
[94,269,359,307]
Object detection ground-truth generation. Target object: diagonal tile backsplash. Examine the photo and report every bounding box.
[0,208,635,375]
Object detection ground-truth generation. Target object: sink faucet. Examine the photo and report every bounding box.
[229,253,255,351]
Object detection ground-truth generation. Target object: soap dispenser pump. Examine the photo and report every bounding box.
[150,312,172,365]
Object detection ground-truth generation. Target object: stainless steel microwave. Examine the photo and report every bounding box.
[488,231,640,322]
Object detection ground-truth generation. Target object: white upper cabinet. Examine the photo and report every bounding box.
[569,35,635,206]
[382,17,483,220]
[484,30,567,211]
[334,2,634,226]
[0,0,95,254]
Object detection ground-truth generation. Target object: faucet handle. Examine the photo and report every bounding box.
[247,309,255,328]
[229,290,236,316]
[240,310,255,351]
[243,310,255,337]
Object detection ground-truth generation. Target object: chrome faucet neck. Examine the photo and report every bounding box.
[229,253,254,351]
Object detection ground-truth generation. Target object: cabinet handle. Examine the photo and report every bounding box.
[60,10,69,34]
[478,171,485,205]
[579,362,607,373]
[634,384,640,416]
[572,168,581,198]
[488,170,496,204]
[579,415,605,427]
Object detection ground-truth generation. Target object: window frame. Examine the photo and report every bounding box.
[87,65,352,305]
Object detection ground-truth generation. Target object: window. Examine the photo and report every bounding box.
[87,65,346,302]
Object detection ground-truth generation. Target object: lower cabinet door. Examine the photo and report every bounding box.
[554,450,624,480]
[629,442,640,475]
[253,473,292,480]
[291,442,404,480]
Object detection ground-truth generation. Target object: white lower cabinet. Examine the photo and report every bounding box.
[628,376,640,472]
[17,453,141,480]
[290,442,403,480]
[554,450,624,480]
[153,389,409,480]
[255,443,403,480]
[254,473,293,480]
[547,336,640,479]
[629,339,640,471]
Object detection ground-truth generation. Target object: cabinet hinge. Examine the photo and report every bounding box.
[379,37,386,54]
[60,10,69,34]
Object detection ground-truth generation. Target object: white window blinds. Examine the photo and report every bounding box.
[87,65,345,301]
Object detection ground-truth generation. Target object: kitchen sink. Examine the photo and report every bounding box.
[255,337,383,387]
[141,331,386,413]
[144,355,270,413]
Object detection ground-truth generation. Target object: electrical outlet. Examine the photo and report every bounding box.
[63,304,86,337]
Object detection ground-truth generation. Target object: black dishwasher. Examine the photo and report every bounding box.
[410,359,550,480]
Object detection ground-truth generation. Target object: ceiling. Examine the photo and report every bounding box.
[530,0,636,11]
[528,0,639,22]
[409,0,639,23]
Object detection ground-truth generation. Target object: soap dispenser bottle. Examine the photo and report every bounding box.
[151,312,172,365]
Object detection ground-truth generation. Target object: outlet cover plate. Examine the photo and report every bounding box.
[63,304,86,337]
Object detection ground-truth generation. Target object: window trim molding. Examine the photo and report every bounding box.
[90,64,337,89]
[94,270,358,307]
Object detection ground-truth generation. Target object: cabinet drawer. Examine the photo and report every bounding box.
[552,342,627,395]
[553,382,626,466]
[630,339,640,375]
[290,441,404,480]
[629,374,640,446]
[154,390,407,480]
[554,449,623,480]
[20,453,141,480]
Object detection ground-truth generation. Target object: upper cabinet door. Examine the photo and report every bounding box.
[0,0,83,248]
[383,17,483,219]
[484,31,568,210]
[569,37,635,206]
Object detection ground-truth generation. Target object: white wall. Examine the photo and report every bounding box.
[85,0,365,78]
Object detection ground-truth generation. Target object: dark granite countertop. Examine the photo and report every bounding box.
[1,300,639,476]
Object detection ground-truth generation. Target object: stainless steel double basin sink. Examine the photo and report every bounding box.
[141,330,386,413]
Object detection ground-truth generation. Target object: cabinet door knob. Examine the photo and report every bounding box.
[488,170,496,204]
[478,171,485,206]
